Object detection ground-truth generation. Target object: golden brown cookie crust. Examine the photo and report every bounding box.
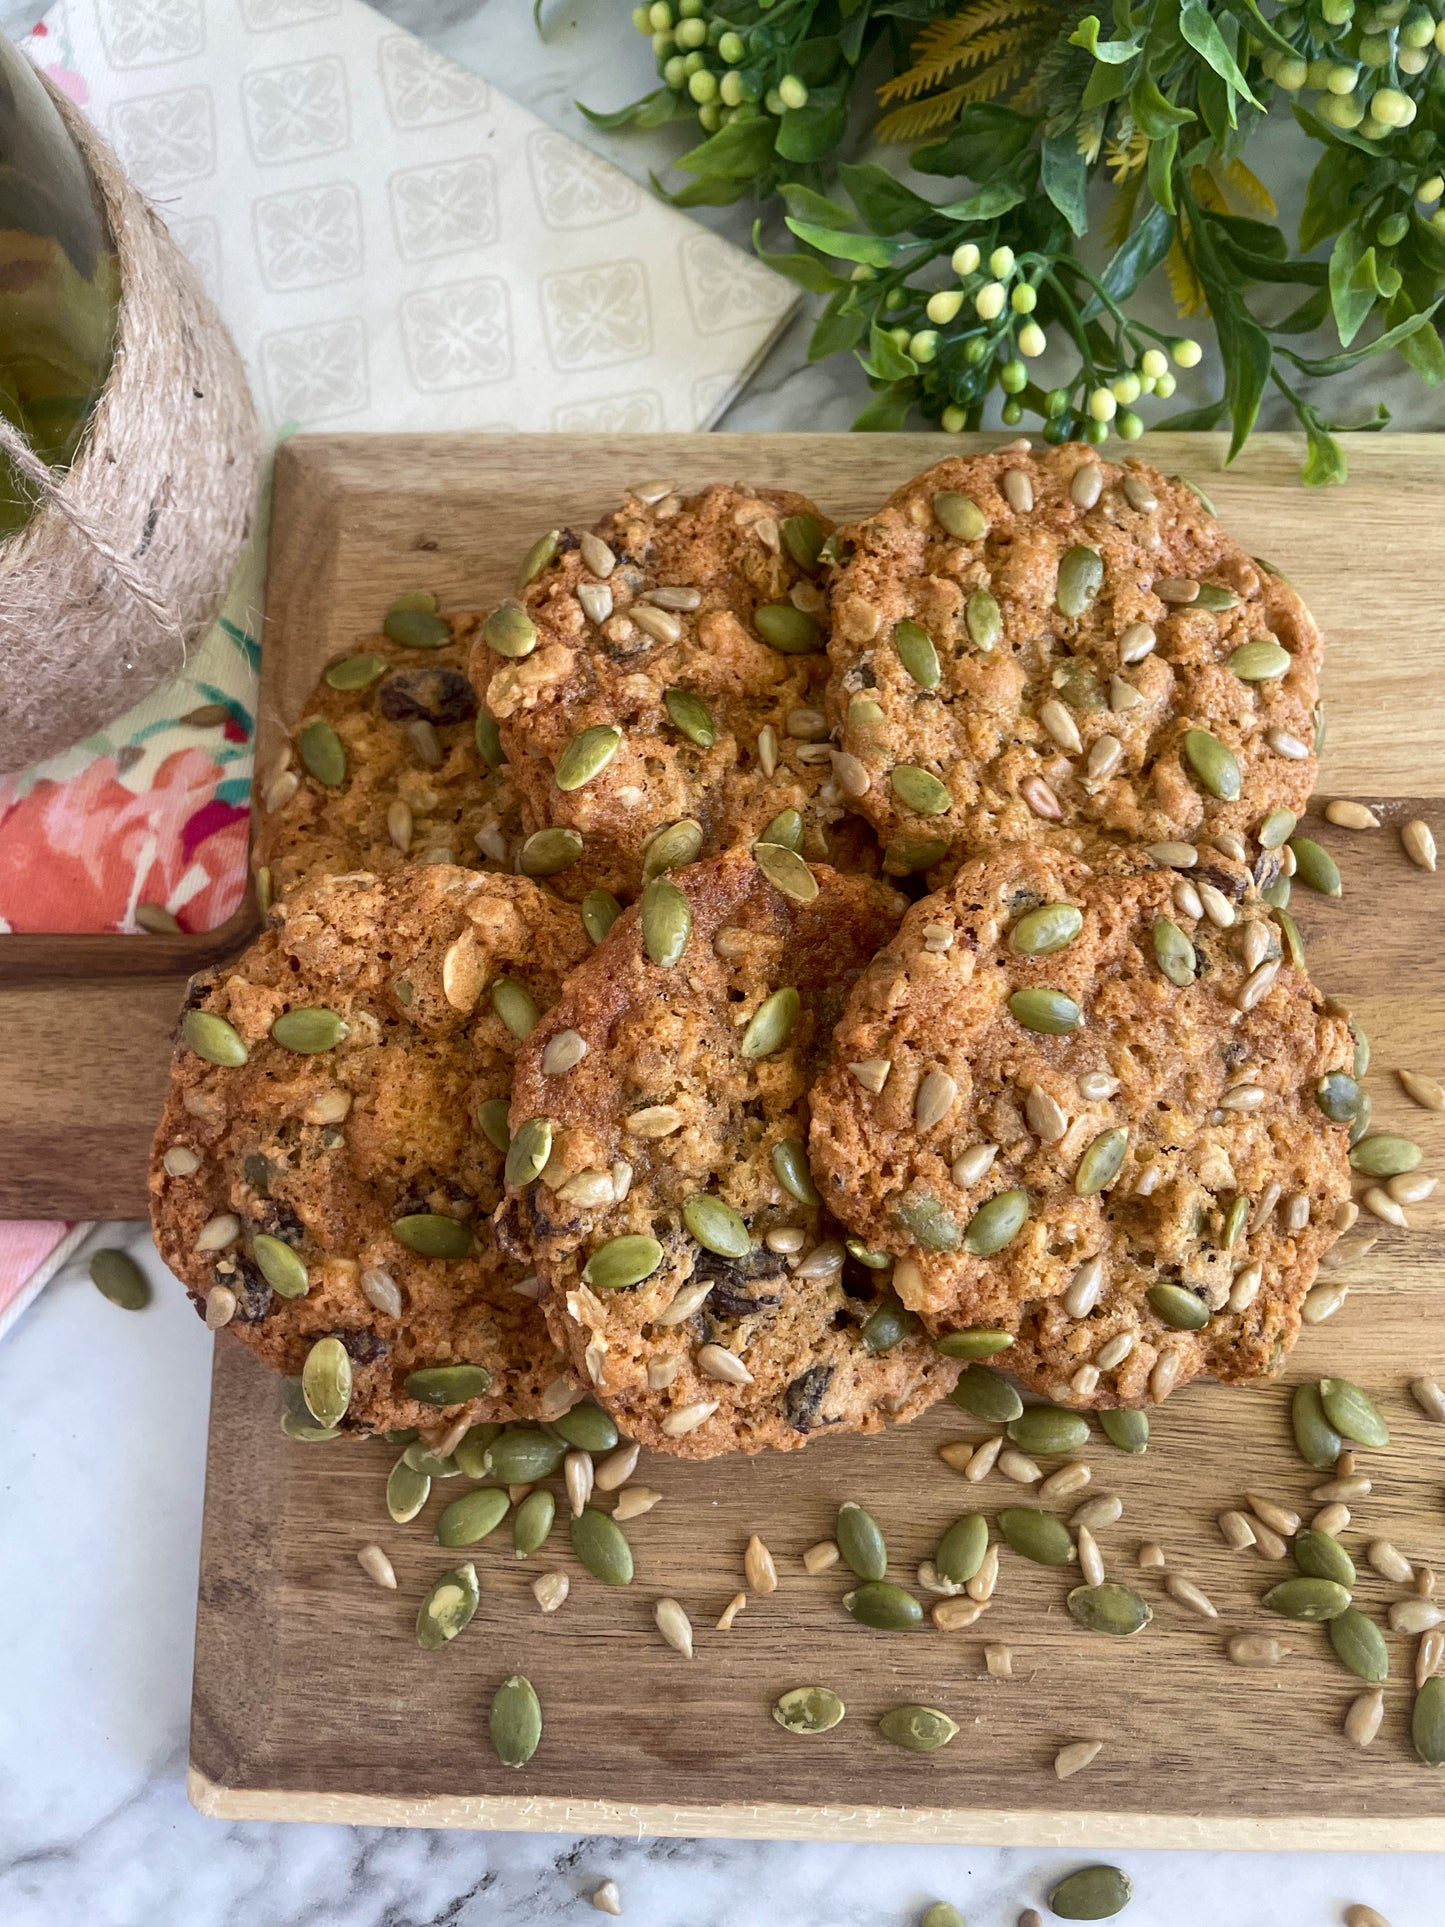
[824,445,1321,873]
[808,843,1352,1408]
[149,866,590,1434]
[473,483,878,900]
[253,619,521,902]
[506,848,955,1457]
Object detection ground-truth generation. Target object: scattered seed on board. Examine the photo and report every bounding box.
[1344,1689,1386,1750]
[591,1880,622,1916]
[357,1543,396,1590]
[1418,1627,1445,1689]
[1402,819,1437,871]
[1139,1542,1166,1571]
[716,1591,746,1631]
[654,1597,694,1659]
[1399,1070,1445,1112]
[1166,1574,1218,1619]
[984,1643,1014,1678]
[1055,1740,1102,1781]
[745,1534,778,1594]
[1219,1510,1257,1551]
[1077,1524,1105,1589]
[1229,1634,1288,1667]
[932,1595,989,1631]
[1410,1378,1445,1423]
[1245,1492,1300,1538]
[532,1571,568,1614]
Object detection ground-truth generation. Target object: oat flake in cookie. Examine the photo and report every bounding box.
[506,847,955,1457]
[253,612,522,903]
[473,483,879,901]
[808,844,1353,1408]
[825,445,1322,874]
[149,867,590,1436]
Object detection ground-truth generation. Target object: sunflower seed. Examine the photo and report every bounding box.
[1303,1280,1348,1324]
[697,1342,753,1387]
[1095,1333,1135,1371]
[930,1595,988,1630]
[795,1241,845,1280]
[947,1144,998,1191]
[1236,960,1280,1011]
[1037,698,1082,756]
[1244,1492,1299,1538]
[648,1596,694,1659]
[1418,1627,1445,1688]
[1391,1599,1445,1635]
[1165,1573,1218,1619]
[519,827,584,877]
[1227,1634,1286,1667]
[1076,1524,1106,1588]
[1403,819,1438,871]
[1219,1510,1257,1551]
[1139,1542,1167,1571]
[1409,1377,1445,1422]
[1341,1687,1387,1752]
[1054,1739,1103,1781]
[591,1882,622,1917]
[743,1532,779,1594]
[1002,469,1033,513]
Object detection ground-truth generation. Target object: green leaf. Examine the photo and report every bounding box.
[1390,297,1445,384]
[1147,123,1180,213]
[839,161,936,235]
[1070,13,1145,60]
[912,104,1034,180]
[752,221,847,294]
[1179,0,1261,111]
[1276,287,1332,333]
[852,384,916,432]
[1300,418,1348,487]
[1329,229,1383,348]
[861,320,917,382]
[784,218,909,267]
[1300,144,1371,253]
[1041,133,1088,238]
[838,1,871,60]
[1197,63,1234,145]
[1154,398,1230,430]
[1130,75,1195,138]
[1217,300,1272,460]
[578,88,683,133]
[792,35,846,86]
[1081,56,1137,111]
[1084,200,1174,318]
[776,94,848,165]
[931,177,1028,222]
[779,183,855,229]
[652,170,748,208]
[675,114,776,179]
[1282,303,1441,376]
[809,303,867,362]
[1219,0,1297,58]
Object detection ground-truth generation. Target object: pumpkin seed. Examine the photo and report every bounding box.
[834,1502,887,1582]
[437,1486,509,1548]
[299,719,346,787]
[583,1234,664,1291]
[1009,1407,1091,1455]
[489,977,540,1041]
[934,489,987,539]
[642,817,704,879]
[878,1704,958,1753]
[1289,836,1342,897]
[550,1403,619,1452]
[635,874,690,968]
[773,1686,845,1734]
[962,1188,1029,1256]
[476,1097,511,1154]
[1229,640,1291,681]
[934,1329,1014,1359]
[1075,1128,1128,1197]
[661,685,716,749]
[1291,1382,1343,1469]
[512,1488,556,1558]
[474,707,505,769]
[1194,582,1239,611]
[325,651,389,691]
[684,1194,750,1259]
[1258,807,1297,849]
[1057,545,1104,617]
[1261,875,1291,908]
[861,1297,918,1352]
[1329,1606,1389,1684]
[405,1363,492,1403]
[999,1507,1074,1566]
[1183,728,1241,802]
[581,889,623,946]
[936,1514,989,1587]
[781,512,826,570]
[555,724,621,791]
[183,1008,248,1067]
[760,1141,817,1212]
[416,1562,480,1648]
[1067,1582,1153,1637]
[1262,1576,1352,1620]
[302,1336,351,1428]
[894,618,940,688]
[842,1580,923,1629]
[505,1117,553,1188]
[897,1195,962,1251]
[755,603,823,652]
[1415,1675,1445,1766]
[1048,1865,1133,1920]
[891,765,952,816]
[570,1506,633,1585]
[482,601,537,659]
[1099,1409,1149,1454]
[519,827,584,877]
[1348,1094,1374,1148]
[385,603,449,650]
[488,1673,542,1769]
[1295,1529,1357,1587]
[1151,915,1196,987]
[248,1233,308,1300]
[884,834,950,874]
[1276,907,1306,970]
[952,1365,1024,1423]
[1008,987,1081,1034]
[965,587,1001,651]
[393,1215,475,1260]
[754,842,818,904]
[386,1458,431,1523]
[847,1239,892,1270]
[1010,903,1084,957]
[1350,1134,1422,1179]
[89,1248,150,1311]
[517,528,560,589]
[1148,1281,1209,1332]
[484,1428,566,1482]
[1319,1377,1390,1447]
[271,1006,349,1053]
[402,1442,459,1478]
[1316,1071,1363,1124]
[741,986,800,1059]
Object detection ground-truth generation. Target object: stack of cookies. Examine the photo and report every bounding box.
[150,444,1355,1461]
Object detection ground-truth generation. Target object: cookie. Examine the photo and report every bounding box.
[149,866,592,1436]
[807,843,1353,1408]
[505,847,956,1457]
[253,611,522,903]
[473,482,878,901]
[824,444,1322,877]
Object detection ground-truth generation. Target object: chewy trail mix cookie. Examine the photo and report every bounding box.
[505,847,956,1457]
[471,482,878,901]
[824,445,1323,875]
[253,597,521,905]
[150,866,591,1436]
[807,844,1354,1408]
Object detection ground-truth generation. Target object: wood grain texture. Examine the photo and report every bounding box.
[189,433,1445,1846]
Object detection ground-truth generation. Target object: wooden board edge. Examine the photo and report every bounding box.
[183,1766,1445,1851]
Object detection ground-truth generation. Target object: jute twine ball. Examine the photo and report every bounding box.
[0,68,260,775]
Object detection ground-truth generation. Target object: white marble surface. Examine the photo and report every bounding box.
[3,2,1444,1922]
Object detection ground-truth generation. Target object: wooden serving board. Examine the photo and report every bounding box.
[36,430,1445,1845]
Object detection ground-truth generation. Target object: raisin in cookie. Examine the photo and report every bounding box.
[150,866,590,1435]
[825,444,1322,876]
[472,483,878,901]
[253,612,521,904]
[505,847,955,1457]
[807,843,1352,1408]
